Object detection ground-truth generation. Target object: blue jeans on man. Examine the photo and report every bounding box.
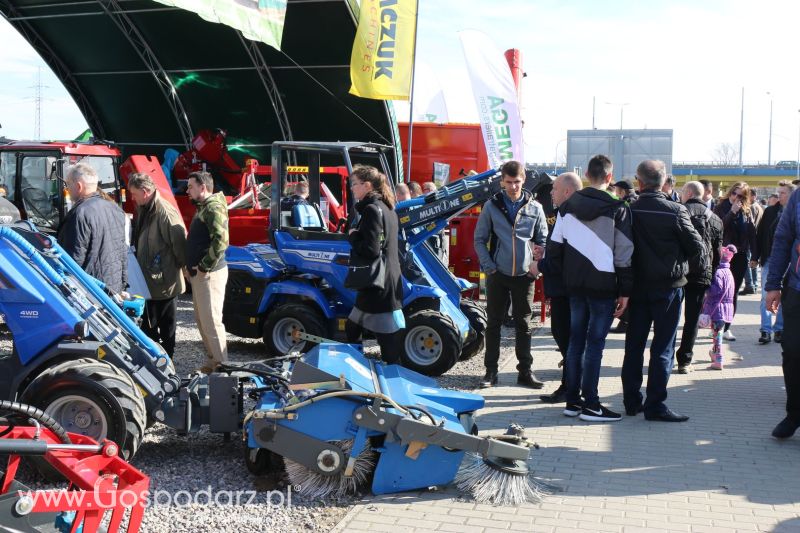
[622,287,684,416]
[564,296,616,408]
[760,264,784,333]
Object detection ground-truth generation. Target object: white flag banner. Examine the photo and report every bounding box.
[393,61,449,123]
[413,62,449,123]
[458,30,524,167]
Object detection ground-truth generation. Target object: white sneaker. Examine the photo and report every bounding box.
[723,330,736,341]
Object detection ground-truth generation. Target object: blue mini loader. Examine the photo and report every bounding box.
[0,222,542,505]
[223,141,496,376]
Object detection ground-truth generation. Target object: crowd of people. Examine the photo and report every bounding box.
[475,155,800,437]
[52,156,800,440]
[57,164,230,374]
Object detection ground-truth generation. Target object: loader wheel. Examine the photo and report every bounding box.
[400,310,461,376]
[21,358,147,463]
[263,303,327,357]
[458,300,487,361]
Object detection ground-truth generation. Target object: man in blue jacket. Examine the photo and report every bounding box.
[59,163,128,293]
[474,160,548,389]
[766,187,800,438]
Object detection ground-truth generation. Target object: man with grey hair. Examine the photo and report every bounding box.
[58,162,128,293]
[622,160,704,422]
[675,181,723,372]
[129,172,187,357]
[661,173,679,202]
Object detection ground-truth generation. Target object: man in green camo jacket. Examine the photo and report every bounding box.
[184,171,229,373]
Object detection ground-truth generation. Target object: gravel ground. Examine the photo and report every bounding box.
[0,298,543,532]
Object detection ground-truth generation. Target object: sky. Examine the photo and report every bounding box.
[2,0,800,164]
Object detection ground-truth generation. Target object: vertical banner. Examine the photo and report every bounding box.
[153,0,287,50]
[349,0,417,100]
[458,30,525,167]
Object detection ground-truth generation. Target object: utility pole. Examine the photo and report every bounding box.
[767,91,773,166]
[34,67,43,140]
[738,87,744,168]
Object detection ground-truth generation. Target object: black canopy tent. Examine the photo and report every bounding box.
[0,0,401,178]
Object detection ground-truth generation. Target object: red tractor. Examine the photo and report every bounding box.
[0,130,349,245]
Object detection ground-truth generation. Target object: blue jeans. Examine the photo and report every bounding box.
[565,296,616,407]
[744,250,755,289]
[622,287,684,416]
[760,264,784,333]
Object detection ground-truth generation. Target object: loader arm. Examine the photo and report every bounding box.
[395,168,501,248]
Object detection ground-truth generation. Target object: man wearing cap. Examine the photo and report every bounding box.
[613,180,638,203]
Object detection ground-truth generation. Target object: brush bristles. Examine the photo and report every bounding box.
[285,440,378,500]
[455,453,549,506]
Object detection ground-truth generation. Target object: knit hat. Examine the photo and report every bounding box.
[720,244,737,263]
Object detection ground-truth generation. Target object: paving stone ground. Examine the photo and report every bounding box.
[331,292,800,532]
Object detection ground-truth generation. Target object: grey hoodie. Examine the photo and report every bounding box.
[474,190,548,276]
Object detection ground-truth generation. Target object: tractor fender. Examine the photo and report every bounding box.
[402,283,445,308]
[0,341,105,401]
[258,280,334,319]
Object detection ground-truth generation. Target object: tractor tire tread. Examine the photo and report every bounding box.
[21,358,146,459]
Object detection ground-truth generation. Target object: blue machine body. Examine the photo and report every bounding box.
[225,232,470,339]
[247,342,485,494]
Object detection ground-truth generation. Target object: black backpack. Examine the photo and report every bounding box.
[688,207,712,276]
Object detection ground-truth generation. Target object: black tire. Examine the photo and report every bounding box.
[20,358,147,461]
[262,303,327,358]
[458,300,487,361]
[400,310,461,376]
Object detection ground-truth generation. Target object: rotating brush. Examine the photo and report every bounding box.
[455,424,550,506]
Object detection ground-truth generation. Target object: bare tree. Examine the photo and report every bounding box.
[711,143,739,166]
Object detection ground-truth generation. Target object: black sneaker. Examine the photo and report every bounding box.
[759,331,772,344]
[540,384,566,404]
[774,331,783,344]
[480,371,498,388]
[579,404,622,422]
[563,401,583,417]
[739,287,755,295]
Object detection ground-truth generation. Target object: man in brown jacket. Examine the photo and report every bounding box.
[128,173,187,357]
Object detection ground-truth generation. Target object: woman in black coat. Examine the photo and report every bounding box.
[346,165,405,363]
[713,181,758,339]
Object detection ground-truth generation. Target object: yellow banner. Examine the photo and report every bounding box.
[349,0,417,100]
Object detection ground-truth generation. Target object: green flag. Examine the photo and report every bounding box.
[154,0,287,50]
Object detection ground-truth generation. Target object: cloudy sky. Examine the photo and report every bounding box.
[2,0,800,164]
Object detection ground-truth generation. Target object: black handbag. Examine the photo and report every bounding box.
[345,207,387,291]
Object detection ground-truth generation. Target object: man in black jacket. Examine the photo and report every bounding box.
[675,181,723,373]
[59,163,128,293]
[753,181,796,344]
[622,161,705,422]
[537,172,583,403]
[536,155,633,422]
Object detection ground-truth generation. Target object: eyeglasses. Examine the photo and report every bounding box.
[730,191,743,199]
